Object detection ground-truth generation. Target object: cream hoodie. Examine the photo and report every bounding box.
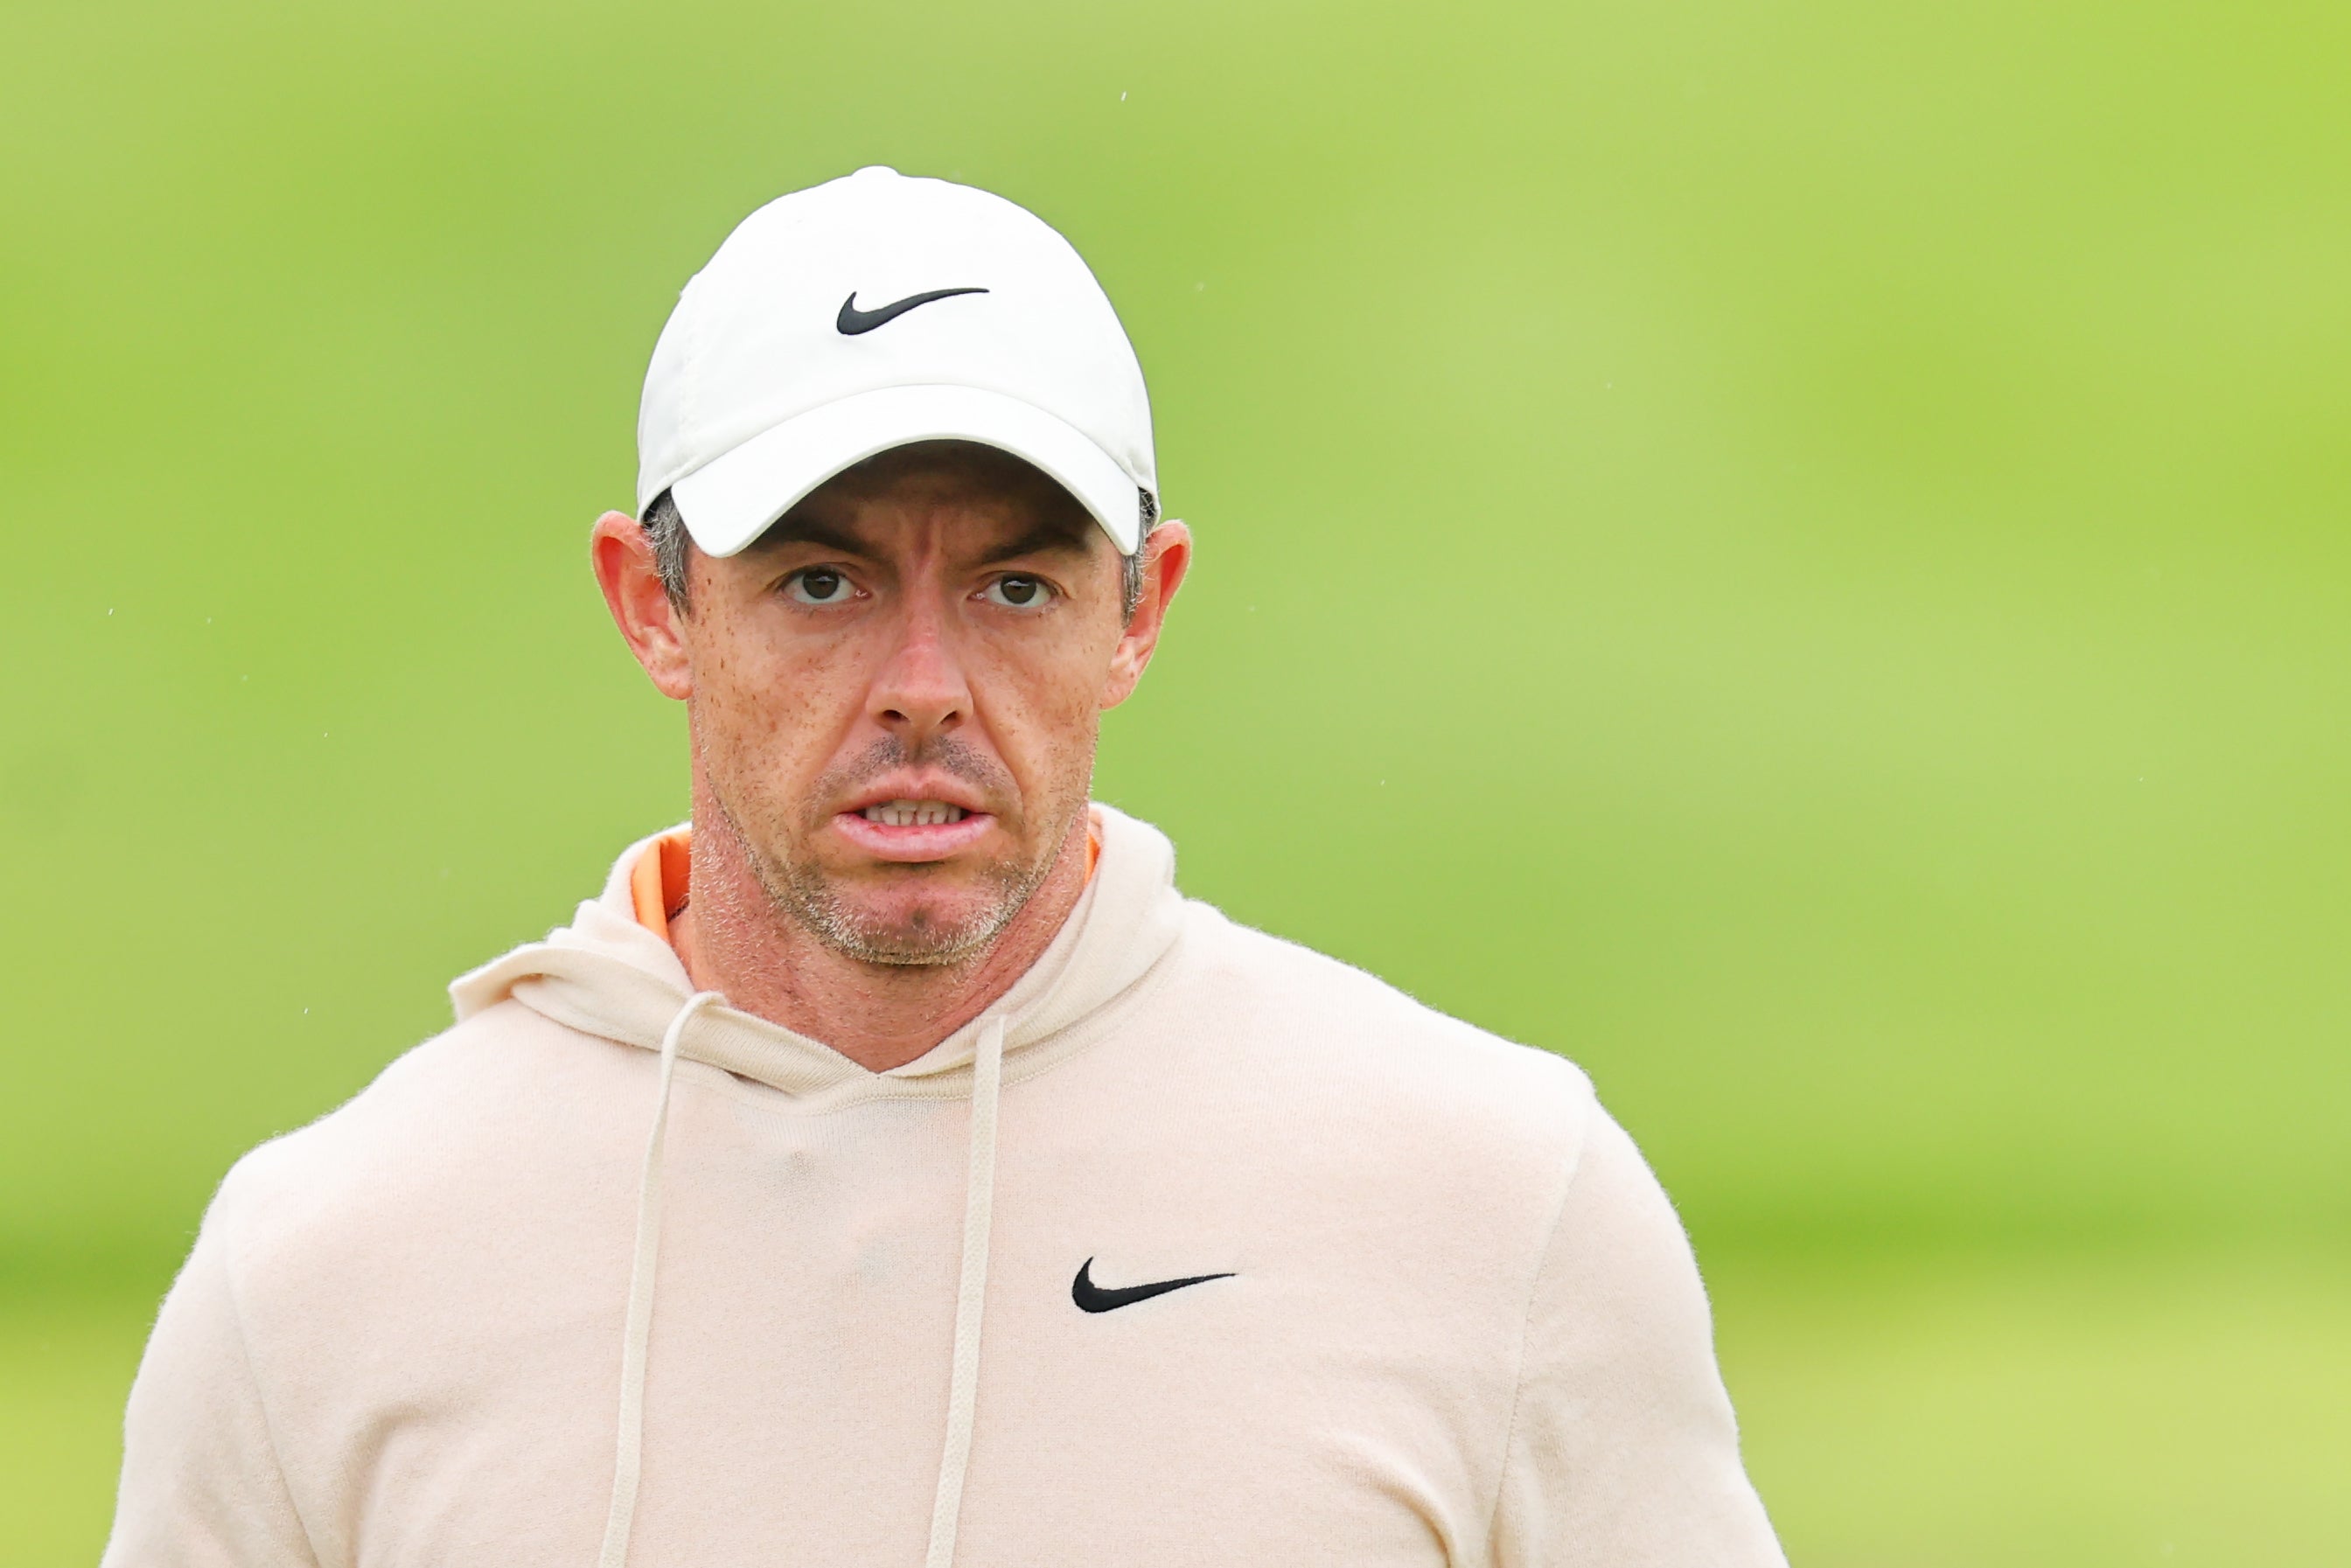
[105,806,1783,1567]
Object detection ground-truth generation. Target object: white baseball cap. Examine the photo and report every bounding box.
[635,166,1158,556]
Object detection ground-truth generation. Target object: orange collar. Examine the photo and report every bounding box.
[628,830,694,940]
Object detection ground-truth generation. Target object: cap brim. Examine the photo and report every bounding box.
[666,384,1143,557]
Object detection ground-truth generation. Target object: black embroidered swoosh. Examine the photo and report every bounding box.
[1071,1258,1235,1314]
[835,287,988,335]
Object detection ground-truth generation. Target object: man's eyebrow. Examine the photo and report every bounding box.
[745,513,875,558]
[978,519,1096,566]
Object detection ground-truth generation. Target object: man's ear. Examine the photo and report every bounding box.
[590,511,694,700]
[1101,519,1193,710]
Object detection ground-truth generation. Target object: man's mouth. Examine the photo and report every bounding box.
[859,798,969,827]
[833,790,995,861]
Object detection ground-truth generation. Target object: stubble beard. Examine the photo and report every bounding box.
[719,735,1086,969]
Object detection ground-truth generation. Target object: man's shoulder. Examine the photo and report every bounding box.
[1167,897,1599,1167]
[204,1000,630,1295]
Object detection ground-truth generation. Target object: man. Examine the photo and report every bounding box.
[106,167,1783,1566]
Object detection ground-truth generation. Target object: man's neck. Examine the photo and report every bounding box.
[666,814,1092,1073]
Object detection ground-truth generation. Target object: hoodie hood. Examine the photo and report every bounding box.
[447,802,1188,1568]
[450,802,1185,1100]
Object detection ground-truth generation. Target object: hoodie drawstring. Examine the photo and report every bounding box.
[921,1011,1007,1568]
[595,1000,1008,1568]
[597,989,721,1568]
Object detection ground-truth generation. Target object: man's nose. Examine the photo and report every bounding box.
[868,593,970,742]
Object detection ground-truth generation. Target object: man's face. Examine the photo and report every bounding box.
[606,443,1182,965]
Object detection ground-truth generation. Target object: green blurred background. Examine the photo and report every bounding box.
[5,0,2346,1560]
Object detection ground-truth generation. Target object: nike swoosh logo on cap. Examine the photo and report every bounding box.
[1071,1258,1236,1314]
[835,287,988,335]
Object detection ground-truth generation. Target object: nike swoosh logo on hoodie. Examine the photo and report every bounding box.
[1071,1258,1236,1314]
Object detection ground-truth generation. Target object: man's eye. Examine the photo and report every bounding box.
[786,568,855,605]
[982,575,1054,609]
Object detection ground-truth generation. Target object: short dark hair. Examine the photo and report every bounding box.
[640,483,1155,618]
[642,490,695,608]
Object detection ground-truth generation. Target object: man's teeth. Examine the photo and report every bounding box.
[860,799,969,827]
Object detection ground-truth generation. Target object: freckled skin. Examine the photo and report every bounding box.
[591,443,1192,1070]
